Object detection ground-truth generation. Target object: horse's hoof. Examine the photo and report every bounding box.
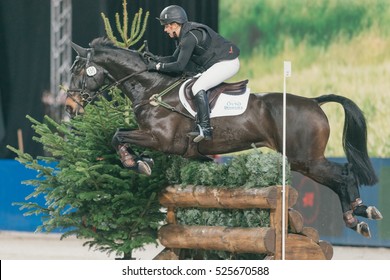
[367,206,383,220]
[356,221,371,238]
[140,156,155,169]
[137,160,152,176]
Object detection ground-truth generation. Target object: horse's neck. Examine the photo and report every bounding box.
[96,49,177,102]
[122,72,173,101]
[101,50,171,88]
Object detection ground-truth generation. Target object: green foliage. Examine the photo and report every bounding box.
[167,151,290,188]
[166,151,290,259]
[221,0,390,157]
[101,0,149,48]
[220,0,390,56]
[7,89,167,258]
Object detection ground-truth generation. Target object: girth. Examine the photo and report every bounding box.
[184,78,249,111]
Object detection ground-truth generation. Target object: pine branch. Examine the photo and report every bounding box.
[122,0,129,43]
[100,0,149,48]
[133,10,150,46]
[101,12,119,46]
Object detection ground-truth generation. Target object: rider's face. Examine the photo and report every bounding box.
[164,23,181,38]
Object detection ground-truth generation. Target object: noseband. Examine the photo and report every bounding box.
[67,49,146,109]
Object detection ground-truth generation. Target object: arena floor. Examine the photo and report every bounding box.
[0,230,389,260]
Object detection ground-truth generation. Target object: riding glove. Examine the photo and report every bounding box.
[142,51,159,63]
[147,61,161,71]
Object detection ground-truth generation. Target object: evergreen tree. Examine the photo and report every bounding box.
[7,1,158,259]
[101,0,149,49]
[8,89,168,259]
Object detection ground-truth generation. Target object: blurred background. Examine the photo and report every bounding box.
[0,0,389,256]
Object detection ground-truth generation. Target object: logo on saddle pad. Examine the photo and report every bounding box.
[179,78,250,118]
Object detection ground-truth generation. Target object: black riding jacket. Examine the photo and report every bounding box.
[159,21,240,74]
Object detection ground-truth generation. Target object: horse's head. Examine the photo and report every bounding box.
[65,40,151,117]
[65,43,109,117]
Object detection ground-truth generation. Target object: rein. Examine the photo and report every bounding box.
[89,69,147,102]
[68,49,194,120]
[67,65,146,108]
[140,75,194,120]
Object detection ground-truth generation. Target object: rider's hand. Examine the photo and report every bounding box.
[147,61,161,71]
[142,51,158,63]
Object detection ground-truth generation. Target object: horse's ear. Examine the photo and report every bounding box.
[71,42,88,57]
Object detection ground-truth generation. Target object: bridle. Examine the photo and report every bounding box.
[67,49,146,109]
[67,47,194,120]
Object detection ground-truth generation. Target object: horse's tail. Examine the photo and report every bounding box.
[314,94,378,186]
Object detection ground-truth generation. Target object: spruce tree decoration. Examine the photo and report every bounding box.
[7,89,167,259]
[7,2,156,258]
[165,151,291,260]
[101,0,149,48]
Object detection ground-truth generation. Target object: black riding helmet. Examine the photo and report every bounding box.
[157,5,188,25]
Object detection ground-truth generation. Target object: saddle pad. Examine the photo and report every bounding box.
[179,79,251,118]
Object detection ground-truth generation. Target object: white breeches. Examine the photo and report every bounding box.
[192,57,240,95]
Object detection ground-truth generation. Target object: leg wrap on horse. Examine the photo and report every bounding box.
[344,210,371,238]
[343,164,380,219]
[118,144,136,168]
[351,198,363,209]
[343,210,358,228]
[117,144,153,176]
[351,197,383,220]
[351,198,368,218]
[352,198,383,220]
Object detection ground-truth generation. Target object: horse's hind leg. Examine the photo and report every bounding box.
[294,158,382,238]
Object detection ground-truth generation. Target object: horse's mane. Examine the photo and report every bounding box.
[90,37,122,51]
[89,37,142,62]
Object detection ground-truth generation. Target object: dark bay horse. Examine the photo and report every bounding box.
[65,38,382,238]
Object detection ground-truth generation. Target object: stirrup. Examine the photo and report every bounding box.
[193,124,205,143]
[192,125,212,143]
[187,124,202,137]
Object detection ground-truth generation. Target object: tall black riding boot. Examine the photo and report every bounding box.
[187,90,212,142]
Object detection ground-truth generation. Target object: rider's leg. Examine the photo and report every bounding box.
[189,58,240,142]
[188,90,212,142]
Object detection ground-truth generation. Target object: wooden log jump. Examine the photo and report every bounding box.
[154,185,333,260]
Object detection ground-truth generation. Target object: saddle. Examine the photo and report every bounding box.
[184,78,249,111]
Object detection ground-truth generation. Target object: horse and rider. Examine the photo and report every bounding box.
[145,5,240,143]
[65,5,383,238]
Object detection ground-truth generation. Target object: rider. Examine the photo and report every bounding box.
[145,5,240,142]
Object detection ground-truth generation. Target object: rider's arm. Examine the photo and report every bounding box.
[158,48,179,63]
[158,32,197,73]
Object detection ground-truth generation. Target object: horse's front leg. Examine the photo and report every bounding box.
[112,128,160,176]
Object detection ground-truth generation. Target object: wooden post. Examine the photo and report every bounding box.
[160,185,280,209]
[17,129,24,153]
[166,206,176,224]
[270,186,282,259]
[159,224,275,254]
[155,185,332,260]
